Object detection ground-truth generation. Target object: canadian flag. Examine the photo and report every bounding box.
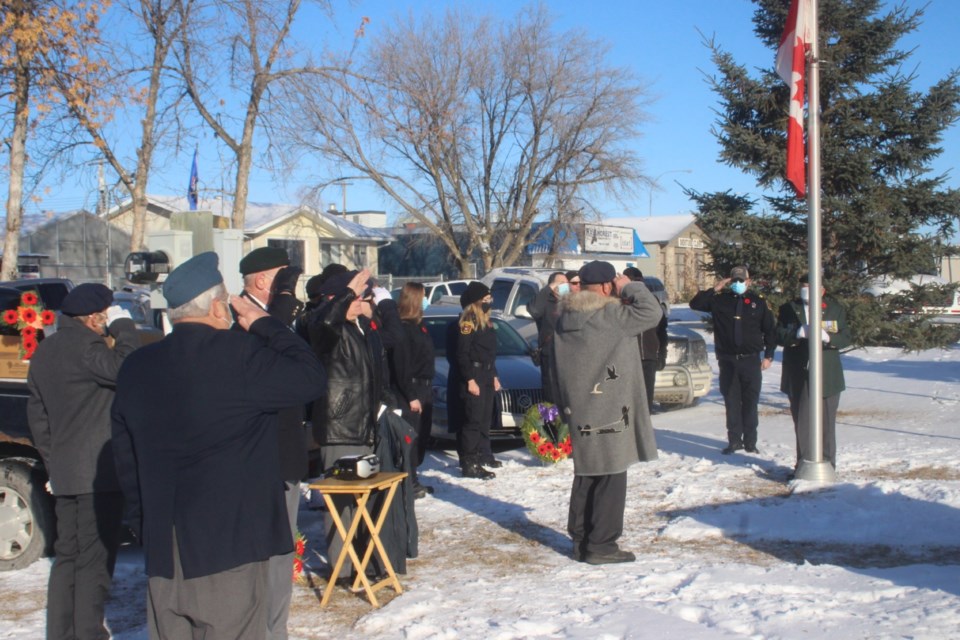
[776,0,813,198]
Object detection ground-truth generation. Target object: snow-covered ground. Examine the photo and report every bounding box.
[2,306,958,639]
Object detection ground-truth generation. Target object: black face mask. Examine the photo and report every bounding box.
[481,302,491,313]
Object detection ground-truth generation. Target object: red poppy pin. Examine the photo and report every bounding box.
[744,298,751,305]
[370,320,378,330]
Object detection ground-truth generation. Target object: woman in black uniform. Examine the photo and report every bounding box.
[456,282,500,479]
[394,282,436,497]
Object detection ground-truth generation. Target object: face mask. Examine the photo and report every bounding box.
[421,296,430,311]
[730,281,747,295]
[556,283,570,296]
[799,287,810,302]
[481,302,491,313]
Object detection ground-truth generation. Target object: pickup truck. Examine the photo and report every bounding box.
[0,278,74,570]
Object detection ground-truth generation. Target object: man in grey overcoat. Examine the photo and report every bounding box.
[554,261,662,564]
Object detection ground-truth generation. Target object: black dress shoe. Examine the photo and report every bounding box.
[744,445,759,453]
[462,462,495,480]
[584,549,636,565]
[721,443,744,455]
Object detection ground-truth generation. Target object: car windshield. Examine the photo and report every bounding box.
[423,316,529,358]
[116,298,148,324]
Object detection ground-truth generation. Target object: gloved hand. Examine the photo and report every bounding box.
[106,305,133,324]
[821,329,831,343]
[371,287,392,305]
[272,266,303,295]
[796,324,808,339]
[657,355,667,371]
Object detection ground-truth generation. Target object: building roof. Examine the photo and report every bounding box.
[604,214,700,244]
[106,195,392,242]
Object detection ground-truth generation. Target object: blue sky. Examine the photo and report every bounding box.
[22,0,960,224]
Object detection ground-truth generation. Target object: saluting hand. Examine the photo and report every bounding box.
[714,277,731,292]
[348,268,372,297]
[230,294,268,331]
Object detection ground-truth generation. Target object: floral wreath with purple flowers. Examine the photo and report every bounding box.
[520,402,572,464]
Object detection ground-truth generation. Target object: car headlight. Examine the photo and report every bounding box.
[673,371,689,387]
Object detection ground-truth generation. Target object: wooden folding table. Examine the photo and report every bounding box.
[308,471,407,608]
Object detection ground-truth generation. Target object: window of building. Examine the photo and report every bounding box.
[353,244,366,268]
[320,242,341,266]
[267,238,305,270]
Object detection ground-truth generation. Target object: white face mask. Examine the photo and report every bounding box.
[556,283,570,296]
[799,287,810,302]
[730,281,747,295]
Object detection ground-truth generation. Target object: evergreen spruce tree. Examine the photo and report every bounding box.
[692,0,960,349]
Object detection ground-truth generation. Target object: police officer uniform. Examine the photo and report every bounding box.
[455,282,499,479]
[689,266,776,453]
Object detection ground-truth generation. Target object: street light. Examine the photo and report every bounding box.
[648,169,693,217]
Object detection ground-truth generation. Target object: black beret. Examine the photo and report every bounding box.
[61,283,113,317]
[239,246,289,276]
[163,251,224,309]
[622,266,643,281]
[579,261,616,285]
[460,281,490,309]
[315,270,357,298]
[305,274,325,300]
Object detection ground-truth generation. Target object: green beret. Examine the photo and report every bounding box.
[239,247,290,276]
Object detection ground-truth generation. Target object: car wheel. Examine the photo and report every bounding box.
[0,458,55,571]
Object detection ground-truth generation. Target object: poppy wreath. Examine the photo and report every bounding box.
[1,291,55,360]
[521,402,572,464]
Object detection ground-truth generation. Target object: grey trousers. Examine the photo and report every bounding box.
[789,383,841,468]
[567,472,628,556]
[265,482,300,640]
[147,530,269,640]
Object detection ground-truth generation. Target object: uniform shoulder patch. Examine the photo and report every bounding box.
[460,322,475,335]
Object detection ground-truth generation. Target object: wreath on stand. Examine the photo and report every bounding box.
[521,402,572,464]
[292,530,307,584]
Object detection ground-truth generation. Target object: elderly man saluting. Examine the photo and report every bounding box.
[111,252,326,640]
[554,261,662,565]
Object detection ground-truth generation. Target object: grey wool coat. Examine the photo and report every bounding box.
[554,282,662,476]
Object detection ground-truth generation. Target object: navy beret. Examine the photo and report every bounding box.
[61,283,113,317]
[239,246,289,276]
[579,261,616,285]
[459,281,490,309]
[163,251,224,309]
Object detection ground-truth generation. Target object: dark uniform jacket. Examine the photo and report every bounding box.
[527,285,563,354]
[455,320,498,385]
[111,316,326,580]
[776,297,851,398]
[238,290,311,482]
[638,313,668,365]
[27,316,139,496]
[392,319,435,406]
[308,290,386,448]
[690,288,777,359]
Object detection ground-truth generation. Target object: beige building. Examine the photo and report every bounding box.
[106,196,392,292]
[606,215,712,302]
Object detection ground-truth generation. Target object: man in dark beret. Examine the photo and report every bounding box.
[554,260,661,564]
[237,247,310,638]
[111,252,326,638]
[27,283,139,639]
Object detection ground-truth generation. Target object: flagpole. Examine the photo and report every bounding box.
[796,0,834,483]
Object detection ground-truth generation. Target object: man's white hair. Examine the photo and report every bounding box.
[166,283,228,322]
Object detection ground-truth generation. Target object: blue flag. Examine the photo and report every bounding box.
[187,149,199,210]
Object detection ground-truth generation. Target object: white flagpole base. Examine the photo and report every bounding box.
[795,459,836,483]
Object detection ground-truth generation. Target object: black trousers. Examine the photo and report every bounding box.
[458,375,495,464]
[641,359,657,410]
[717,355,763,448]
[540,351,561,406]
[567,472,627,556]
[48,491,124,640]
